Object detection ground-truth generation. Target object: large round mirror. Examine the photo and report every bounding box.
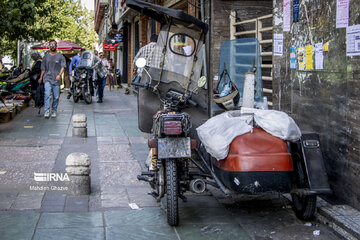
[169,34,196,57]
[198,76,206,88]
[135,58,147,68]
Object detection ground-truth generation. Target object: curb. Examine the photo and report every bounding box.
[317,199,360,240]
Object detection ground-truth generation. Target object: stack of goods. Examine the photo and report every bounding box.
[3,94,31,102]
[0,100,15,123]
[0,94,31,123]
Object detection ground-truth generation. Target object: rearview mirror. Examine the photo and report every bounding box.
[198,76,206,88]
[169,34,196,57]
[135,58,146,68]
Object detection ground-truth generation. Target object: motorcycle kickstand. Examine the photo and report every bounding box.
[148,191,161,202]
[178,194,187,202]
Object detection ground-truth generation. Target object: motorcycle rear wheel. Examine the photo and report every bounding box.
[291,153,317,220]
[166,159,179,226]
[291,193,317,220]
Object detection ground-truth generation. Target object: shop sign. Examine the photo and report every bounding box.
[103,43,119,51]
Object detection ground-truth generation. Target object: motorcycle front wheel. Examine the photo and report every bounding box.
[165,159,179,226]
[82,86,92,104]
[73,94,80,103]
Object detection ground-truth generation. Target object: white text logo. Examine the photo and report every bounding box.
[34,173,70,182]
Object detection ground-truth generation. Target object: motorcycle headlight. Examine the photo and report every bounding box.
[80,73,87,79]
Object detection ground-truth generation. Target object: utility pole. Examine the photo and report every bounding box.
[17,40,21,66]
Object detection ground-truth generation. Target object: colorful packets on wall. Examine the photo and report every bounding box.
[298,47,305,70]
[293,0,300,22]
[290,46,297,69]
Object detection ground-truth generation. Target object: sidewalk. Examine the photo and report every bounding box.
[0,87,348,240]
[0,88,252,240]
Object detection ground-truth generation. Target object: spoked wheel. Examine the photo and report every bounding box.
[82,86,92,104]
[165,159,179,226]
[291,153,317,220]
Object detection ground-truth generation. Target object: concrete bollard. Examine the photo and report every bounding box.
[72,114,87,138]
[66,152,91,195]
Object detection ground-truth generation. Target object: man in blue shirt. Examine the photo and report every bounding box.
[67,48,85,99]
[69,48,85,75]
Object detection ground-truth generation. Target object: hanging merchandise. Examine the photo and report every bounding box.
[293,0,300,22]
[306,45,313,70]
[290,46,297,69]
[283,0,291,31]
[315,43,324,70]
[298,47,305,70]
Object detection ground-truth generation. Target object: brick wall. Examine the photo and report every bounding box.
[210,0,272,82]
[273,0,360,209]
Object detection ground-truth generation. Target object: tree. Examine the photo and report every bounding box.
[0,0,49,59]
[0,0,97,59]
[30,0,98,50]
[0,0,49,41]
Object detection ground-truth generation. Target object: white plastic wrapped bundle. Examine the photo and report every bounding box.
[196,111,253,160]
[241,107,301,141]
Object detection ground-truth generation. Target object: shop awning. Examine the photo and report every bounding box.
[30,40,82,51]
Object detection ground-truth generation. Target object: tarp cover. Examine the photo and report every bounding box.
[196,109,301,160]
[126,0,208,34]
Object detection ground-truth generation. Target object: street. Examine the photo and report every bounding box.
[0,88,340,240]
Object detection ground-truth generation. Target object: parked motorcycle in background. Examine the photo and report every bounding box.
[71,51,96,104]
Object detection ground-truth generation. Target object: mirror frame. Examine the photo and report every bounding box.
[168,33,196,57]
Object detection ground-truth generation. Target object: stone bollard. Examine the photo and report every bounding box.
[66,152,91,195]
[72,114,87,138]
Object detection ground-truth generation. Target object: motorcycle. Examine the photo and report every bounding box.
[71,51,96,104]
[128,0,331,226]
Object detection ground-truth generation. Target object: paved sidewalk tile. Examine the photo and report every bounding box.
[106,225,176,240]
[34,227,105,240]
[0,212,40,240]
[175,224,251,240]
[104,208,167,226]
[11,195,43,210]
[126,187,160,208]
[37,212,103,228]
[98,145,135,162]
[179,207,234,224]
[101,190,130,208]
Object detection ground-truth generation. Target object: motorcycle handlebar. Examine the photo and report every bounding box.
[131,81,155,90]
[187,98,198,108]
[131,81,199,108]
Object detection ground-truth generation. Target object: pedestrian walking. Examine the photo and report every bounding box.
[38,39,66,118]
[96,52,109,98]
[29,53,42,99]
[108,58,116,91]
[92,53,107,103]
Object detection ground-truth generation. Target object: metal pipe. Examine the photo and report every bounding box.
[189,158,206,173]
[17,40,21,66]
[195,148,230,195]
[200,0,207,79]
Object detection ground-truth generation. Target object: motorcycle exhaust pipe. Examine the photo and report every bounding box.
[189,179,206,194]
